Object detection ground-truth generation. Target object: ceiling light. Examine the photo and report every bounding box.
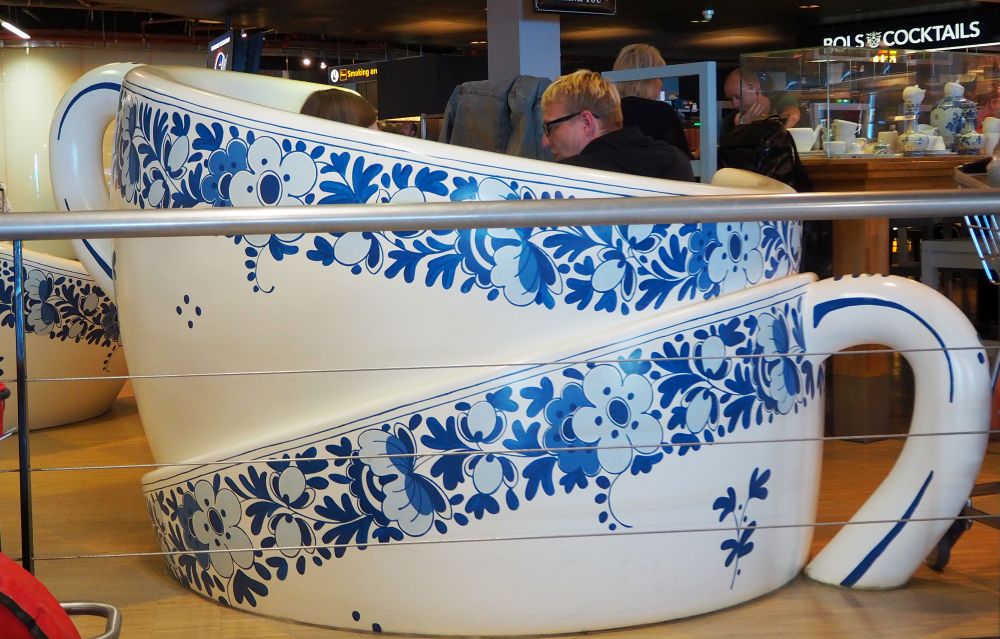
[798,4,820,8]
[302,56,311,67]
[320,61,327,69]
[2,20,30,40]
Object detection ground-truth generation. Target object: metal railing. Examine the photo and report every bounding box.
[2,188,998,574]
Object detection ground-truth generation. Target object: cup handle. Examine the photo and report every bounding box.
[802,274,991,587]
[49,62,140,299]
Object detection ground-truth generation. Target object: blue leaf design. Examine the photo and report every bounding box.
[748,467,770,501]
[522,457,556,500]
[306,236,336,266]
[231,570,268,606]
[414,167,448,196]
[520,378,554,418]
[713,486,736,522]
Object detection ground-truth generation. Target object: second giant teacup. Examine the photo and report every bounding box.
[49,64,991,635]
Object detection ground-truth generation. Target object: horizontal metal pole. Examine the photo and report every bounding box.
[1,190,998,240]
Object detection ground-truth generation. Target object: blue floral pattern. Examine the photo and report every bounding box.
[0,255,122,373]
[145,297,821,608]
[713,467,771,588]
[112,89,801,311]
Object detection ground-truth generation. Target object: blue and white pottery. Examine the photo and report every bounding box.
[930,82,977,150]
[955,129,985,155]
[49,64,992,635]
[0,243,125,431]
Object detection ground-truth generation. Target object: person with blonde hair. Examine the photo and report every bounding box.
[612,43,693,158]
[540,69,693,181]
[300,88,378,129]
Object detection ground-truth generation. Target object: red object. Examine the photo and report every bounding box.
[0,380,8,425]
[0,552,81,639]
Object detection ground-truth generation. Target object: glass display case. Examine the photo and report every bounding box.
[738,47,1000,157]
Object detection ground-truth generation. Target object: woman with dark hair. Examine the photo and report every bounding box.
[300,88,378,129]
[612,43,693,159]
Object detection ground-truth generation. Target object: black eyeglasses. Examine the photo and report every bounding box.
[543,111,587,136]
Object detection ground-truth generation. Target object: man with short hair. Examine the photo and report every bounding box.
[540,70,694,181]
[723,68,801,129]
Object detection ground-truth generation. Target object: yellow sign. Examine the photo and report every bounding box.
[330,65,378,84]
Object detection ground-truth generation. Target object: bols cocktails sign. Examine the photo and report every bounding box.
[807,9,997,50]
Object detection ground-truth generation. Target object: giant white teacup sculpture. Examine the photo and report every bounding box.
[50,64,990,635]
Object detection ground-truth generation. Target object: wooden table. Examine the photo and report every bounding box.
[800,154,987,438]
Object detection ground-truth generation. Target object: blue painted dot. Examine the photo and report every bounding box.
[603,386,611,395]
[610,430,618,439]
[187,320,193,329]
[195,306,202,316]
[184,295,190,304]
[175,306,182,315]
[977,353,985,364]
[372,623,382,633]
[352,611,360,622]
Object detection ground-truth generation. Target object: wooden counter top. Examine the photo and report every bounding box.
[801,154,987,193]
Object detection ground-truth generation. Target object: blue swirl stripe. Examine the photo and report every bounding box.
[812,297,954,401]
[839,470,934,587]
[56,81,121,140]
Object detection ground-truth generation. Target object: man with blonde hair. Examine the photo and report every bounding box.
[540,70,693,181]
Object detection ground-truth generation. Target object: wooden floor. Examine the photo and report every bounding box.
[1,395,998,639]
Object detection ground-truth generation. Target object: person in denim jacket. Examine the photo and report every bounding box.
[439,75,552,160]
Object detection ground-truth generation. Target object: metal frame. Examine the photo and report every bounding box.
[4,188,1000,573]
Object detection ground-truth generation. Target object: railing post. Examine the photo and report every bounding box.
[13,239,34,573]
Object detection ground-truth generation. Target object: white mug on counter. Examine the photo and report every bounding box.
[826,140,847,155]
[832,119,861,143]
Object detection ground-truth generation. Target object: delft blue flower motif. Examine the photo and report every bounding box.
[146,300,819,607]
[189,480,255,579]
[707,223,764,295]
[459,402,517,496]
[358,425,451,536]
[756,312,803,415]
[572,365,663,474]
[176,490,211,569]
[488,228,561,307]
[685,224,721,294]
[99,303,121,345]
[0,257,121,360]
[24,270,60,334]
[460,400,506,444]
[229,137,317,207]
[267,466,316,559]
[201,139,250,205]
[112,95,801,311]
[542,380,602,479]
[694,334,730,381]
[116,102,142,204]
